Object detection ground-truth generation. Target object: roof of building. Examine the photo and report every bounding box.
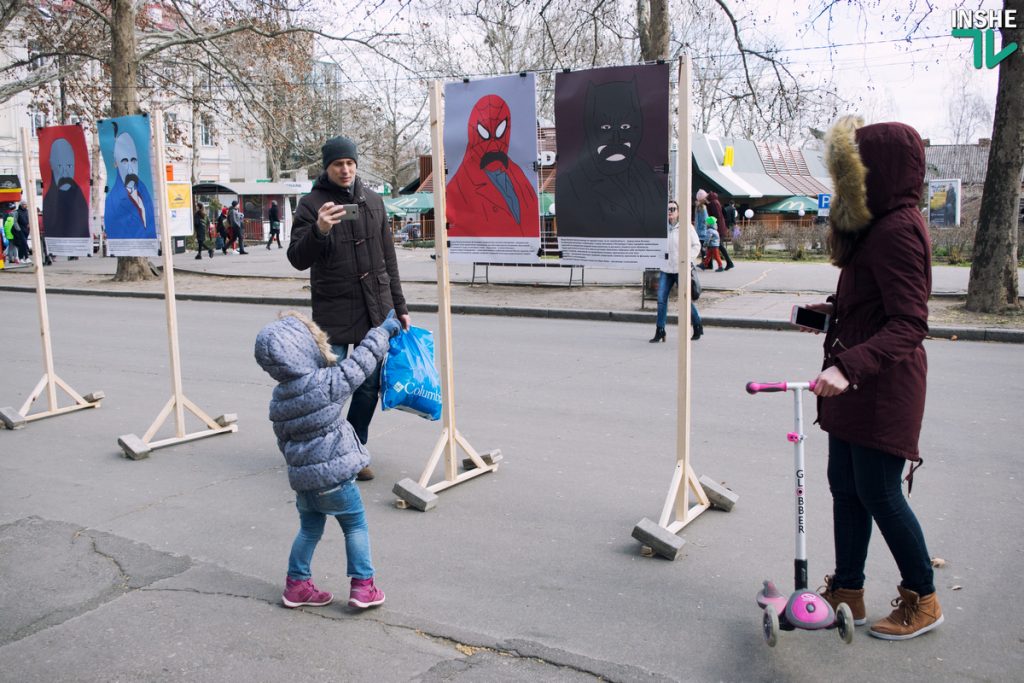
[692,133,831,199]
[924,144,990,185]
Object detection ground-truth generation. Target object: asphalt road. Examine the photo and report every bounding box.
[1,292,1021,682]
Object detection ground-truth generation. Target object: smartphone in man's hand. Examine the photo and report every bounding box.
[337,204,359,221]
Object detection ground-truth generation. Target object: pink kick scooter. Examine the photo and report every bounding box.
[745,380,854,647]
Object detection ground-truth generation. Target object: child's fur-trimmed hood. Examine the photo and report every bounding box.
[253,310,337,382]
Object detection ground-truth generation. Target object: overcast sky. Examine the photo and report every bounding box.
[745,0,1003,144]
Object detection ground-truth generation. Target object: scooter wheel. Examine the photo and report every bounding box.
[763,605,779,647]
[836,602,854,644]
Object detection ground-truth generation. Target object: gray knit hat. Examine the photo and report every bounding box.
[322,136,358,168]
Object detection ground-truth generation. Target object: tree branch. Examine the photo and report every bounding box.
[68,0,114,29]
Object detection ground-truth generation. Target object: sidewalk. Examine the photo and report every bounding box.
[2,246,1022,343]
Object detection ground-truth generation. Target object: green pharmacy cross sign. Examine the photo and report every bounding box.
[952,9,1019,69]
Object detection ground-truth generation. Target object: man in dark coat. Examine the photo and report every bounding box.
[287,135,411,480]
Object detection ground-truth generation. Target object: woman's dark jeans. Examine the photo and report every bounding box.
[827,435,935,596]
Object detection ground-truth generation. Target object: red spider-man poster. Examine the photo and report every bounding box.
[444,73,540,264]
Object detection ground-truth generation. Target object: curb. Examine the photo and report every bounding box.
[3,284,1022,344]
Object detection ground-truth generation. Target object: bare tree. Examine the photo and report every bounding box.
[945,63,994,144]
[1,0,399,281]
[967,0,1022,313]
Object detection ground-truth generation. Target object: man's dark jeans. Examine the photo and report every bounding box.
[331,343,381,446]
[827,435,935,595]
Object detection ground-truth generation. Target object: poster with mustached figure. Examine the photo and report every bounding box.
[444,73,540,264]
[555,63,669,268]
[37,125,92,256]
[98,114,158,256]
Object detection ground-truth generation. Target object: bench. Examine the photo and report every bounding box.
[471,262,586,287]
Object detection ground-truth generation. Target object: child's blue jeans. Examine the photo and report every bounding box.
[287,479,374,581]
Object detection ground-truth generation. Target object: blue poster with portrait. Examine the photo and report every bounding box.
[98,114,159,256]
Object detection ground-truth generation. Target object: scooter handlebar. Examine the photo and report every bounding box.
[745,380,817,394]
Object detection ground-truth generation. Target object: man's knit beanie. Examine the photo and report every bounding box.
[322,136,358,168]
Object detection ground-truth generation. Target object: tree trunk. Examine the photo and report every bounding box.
[966,2,1022,313]
[637,0,669,61]
[191,93,202,186]
[110,0,157,282]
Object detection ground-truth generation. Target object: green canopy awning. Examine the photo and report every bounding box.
[540,192,554,217]
[384,194,431,215]
[758,196,819,213]
[384,193,433,216]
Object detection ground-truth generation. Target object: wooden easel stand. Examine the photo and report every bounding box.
[0,127,103,431]
[116,110,236,458]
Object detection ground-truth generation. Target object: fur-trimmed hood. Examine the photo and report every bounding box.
[825,116,926,234]
[254,310,337,382]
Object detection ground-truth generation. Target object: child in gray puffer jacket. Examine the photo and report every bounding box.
[254,309,401,610]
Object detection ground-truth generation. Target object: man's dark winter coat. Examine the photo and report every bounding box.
[818,119,932,461]
[288,174,408,345]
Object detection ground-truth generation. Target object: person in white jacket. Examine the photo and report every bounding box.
[650,200,704,342]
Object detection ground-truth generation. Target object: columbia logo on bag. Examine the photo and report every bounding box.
[390,381,441,404]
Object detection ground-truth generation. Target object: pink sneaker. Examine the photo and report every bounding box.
[348,577,386,609]
[282,577,333,608]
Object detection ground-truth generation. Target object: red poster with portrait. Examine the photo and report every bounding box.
[37,124,92,256]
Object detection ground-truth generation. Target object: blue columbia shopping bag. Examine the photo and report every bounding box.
[381,326,442,421]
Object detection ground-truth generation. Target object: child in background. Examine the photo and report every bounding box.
[254,309,402,610]
[702,216,724,271]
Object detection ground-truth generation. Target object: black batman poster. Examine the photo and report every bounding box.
[554,63,669,268]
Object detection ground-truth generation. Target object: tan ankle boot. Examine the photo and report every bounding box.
[819,575,866,625]
[869,586,943,640]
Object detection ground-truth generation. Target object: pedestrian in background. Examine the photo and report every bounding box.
[723,199,739,241]
[694,189,709,261]
[229,200,248,254]
[2,207,18,265]
[701,216,724,271]
[254,309,402,611]
[706,191,734,270]
[650,200,703,343]
[215,207,229,254]
[193,202,213,260]
[267,200,282,249]
[811,115,942,640]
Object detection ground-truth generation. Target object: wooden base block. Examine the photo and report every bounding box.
[699,475,738,512]
[462,449,503,470]
[632,517,685,560]
[392,478,438,512]
[0,406,27,430]
[118,434,151,460]
[215,413,238,427]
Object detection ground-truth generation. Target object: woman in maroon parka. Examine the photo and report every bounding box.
[809,116,943,640]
